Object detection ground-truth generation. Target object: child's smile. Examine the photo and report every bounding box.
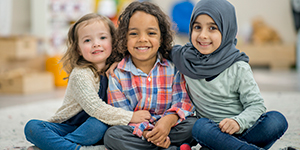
[126,11,161,66]
[135,46,151,51]
[77,21,112,70]
[198,41,212,47]
[191,14,222,55]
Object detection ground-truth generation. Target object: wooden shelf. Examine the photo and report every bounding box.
[236,44,296,70]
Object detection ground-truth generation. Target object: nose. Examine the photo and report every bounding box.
[199,30,208,39]
[138,33,147,42]
[93,39,101,48]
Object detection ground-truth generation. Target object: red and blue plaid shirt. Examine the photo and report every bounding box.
[107,54,194,137]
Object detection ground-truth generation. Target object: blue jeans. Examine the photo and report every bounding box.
[24,117,108,150]
[192,111,288,150]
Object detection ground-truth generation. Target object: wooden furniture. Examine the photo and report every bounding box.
[237,44,296,70]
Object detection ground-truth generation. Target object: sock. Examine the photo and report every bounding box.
[79,145,106,150]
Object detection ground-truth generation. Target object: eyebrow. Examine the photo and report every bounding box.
[80,32,108,39]
[128,27,159,31]
[193,21,217,26]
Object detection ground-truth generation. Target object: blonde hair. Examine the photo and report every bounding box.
[60,13,116,78]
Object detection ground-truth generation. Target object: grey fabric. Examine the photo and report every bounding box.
[104,117,197,150]
[171,0,249,79]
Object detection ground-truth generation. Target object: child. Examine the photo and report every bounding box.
[24,13,151,150]
[170,0,288,149]
[103,1,197,150]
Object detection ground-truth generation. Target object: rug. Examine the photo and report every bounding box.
[0,91,299,150]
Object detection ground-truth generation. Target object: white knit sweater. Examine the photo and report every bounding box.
[48,67,133,125]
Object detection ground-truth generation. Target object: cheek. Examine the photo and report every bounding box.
[191,33,198,45]
[126,39,134,49]
[213,34,222,47]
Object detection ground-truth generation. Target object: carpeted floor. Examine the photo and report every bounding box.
[0,91,299,150]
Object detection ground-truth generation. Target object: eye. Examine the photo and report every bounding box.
[84,39,91,42]
[128,32,137,36]
[193,25,201,30]
[100,36,107,40]
[209,26,218,31]
[149,32,157,35]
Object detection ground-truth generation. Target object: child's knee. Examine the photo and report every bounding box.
[192,118,215,137]
[25,120,39,134]
[24,120,41,141]
[104,126,126,143]
[267,111,288,133]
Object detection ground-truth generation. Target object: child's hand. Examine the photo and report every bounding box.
[153,136,171,148]
[145,114,177,148]
[146,121,170,146]
[130,110,151,123]
[105,62,119,77]
[142,131,171,148]
[219,118,240,135]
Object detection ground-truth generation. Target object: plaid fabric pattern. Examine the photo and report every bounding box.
[108,55,194,137]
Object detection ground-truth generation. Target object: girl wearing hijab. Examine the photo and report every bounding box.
[171,0,288,149]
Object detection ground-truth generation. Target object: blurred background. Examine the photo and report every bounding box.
[0,0,300,149]
[0,0,298,94]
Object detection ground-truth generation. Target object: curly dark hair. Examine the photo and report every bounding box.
[108,1,174,63]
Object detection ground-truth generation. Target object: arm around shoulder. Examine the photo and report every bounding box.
[69,68,133,125]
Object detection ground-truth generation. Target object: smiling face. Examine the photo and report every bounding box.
[191,14,222,55]
[78,20,112,69]
[126,11,161,66]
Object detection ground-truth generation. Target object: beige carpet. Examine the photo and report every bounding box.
[0,91,299,150]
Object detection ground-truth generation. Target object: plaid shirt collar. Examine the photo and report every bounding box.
[117,53,169,76]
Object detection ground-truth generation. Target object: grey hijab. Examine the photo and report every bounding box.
[171,0,249,79]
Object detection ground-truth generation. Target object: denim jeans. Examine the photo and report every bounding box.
[192,111,288,150]
[24,117,108,150]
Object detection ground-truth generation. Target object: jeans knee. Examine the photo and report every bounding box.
[24,120,41,141]
[192,118,214,139]
[267,111,288,133]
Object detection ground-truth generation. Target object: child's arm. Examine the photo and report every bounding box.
[107,70,152,123]
[105,62,119,77]
[230,62,266,134]
[106,62,152,123]
[69,68,144,125]
[131,110,151,123]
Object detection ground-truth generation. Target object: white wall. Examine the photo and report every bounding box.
[230,0,296,44]
[151,0,296,44]
[11,0,31,35]
[10,0,297,43]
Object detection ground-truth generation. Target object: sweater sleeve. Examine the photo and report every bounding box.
[231,63,266,133]
[69,68,133,126]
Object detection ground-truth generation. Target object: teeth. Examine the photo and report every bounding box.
[137,47,148,50]
[200,42,210,46]
[92,50,103,54]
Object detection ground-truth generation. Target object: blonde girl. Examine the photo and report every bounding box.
[24,13,150,150]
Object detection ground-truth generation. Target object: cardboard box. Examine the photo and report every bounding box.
[0,36,37,60]
[0,55,46,73]
[0,70,54,95]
